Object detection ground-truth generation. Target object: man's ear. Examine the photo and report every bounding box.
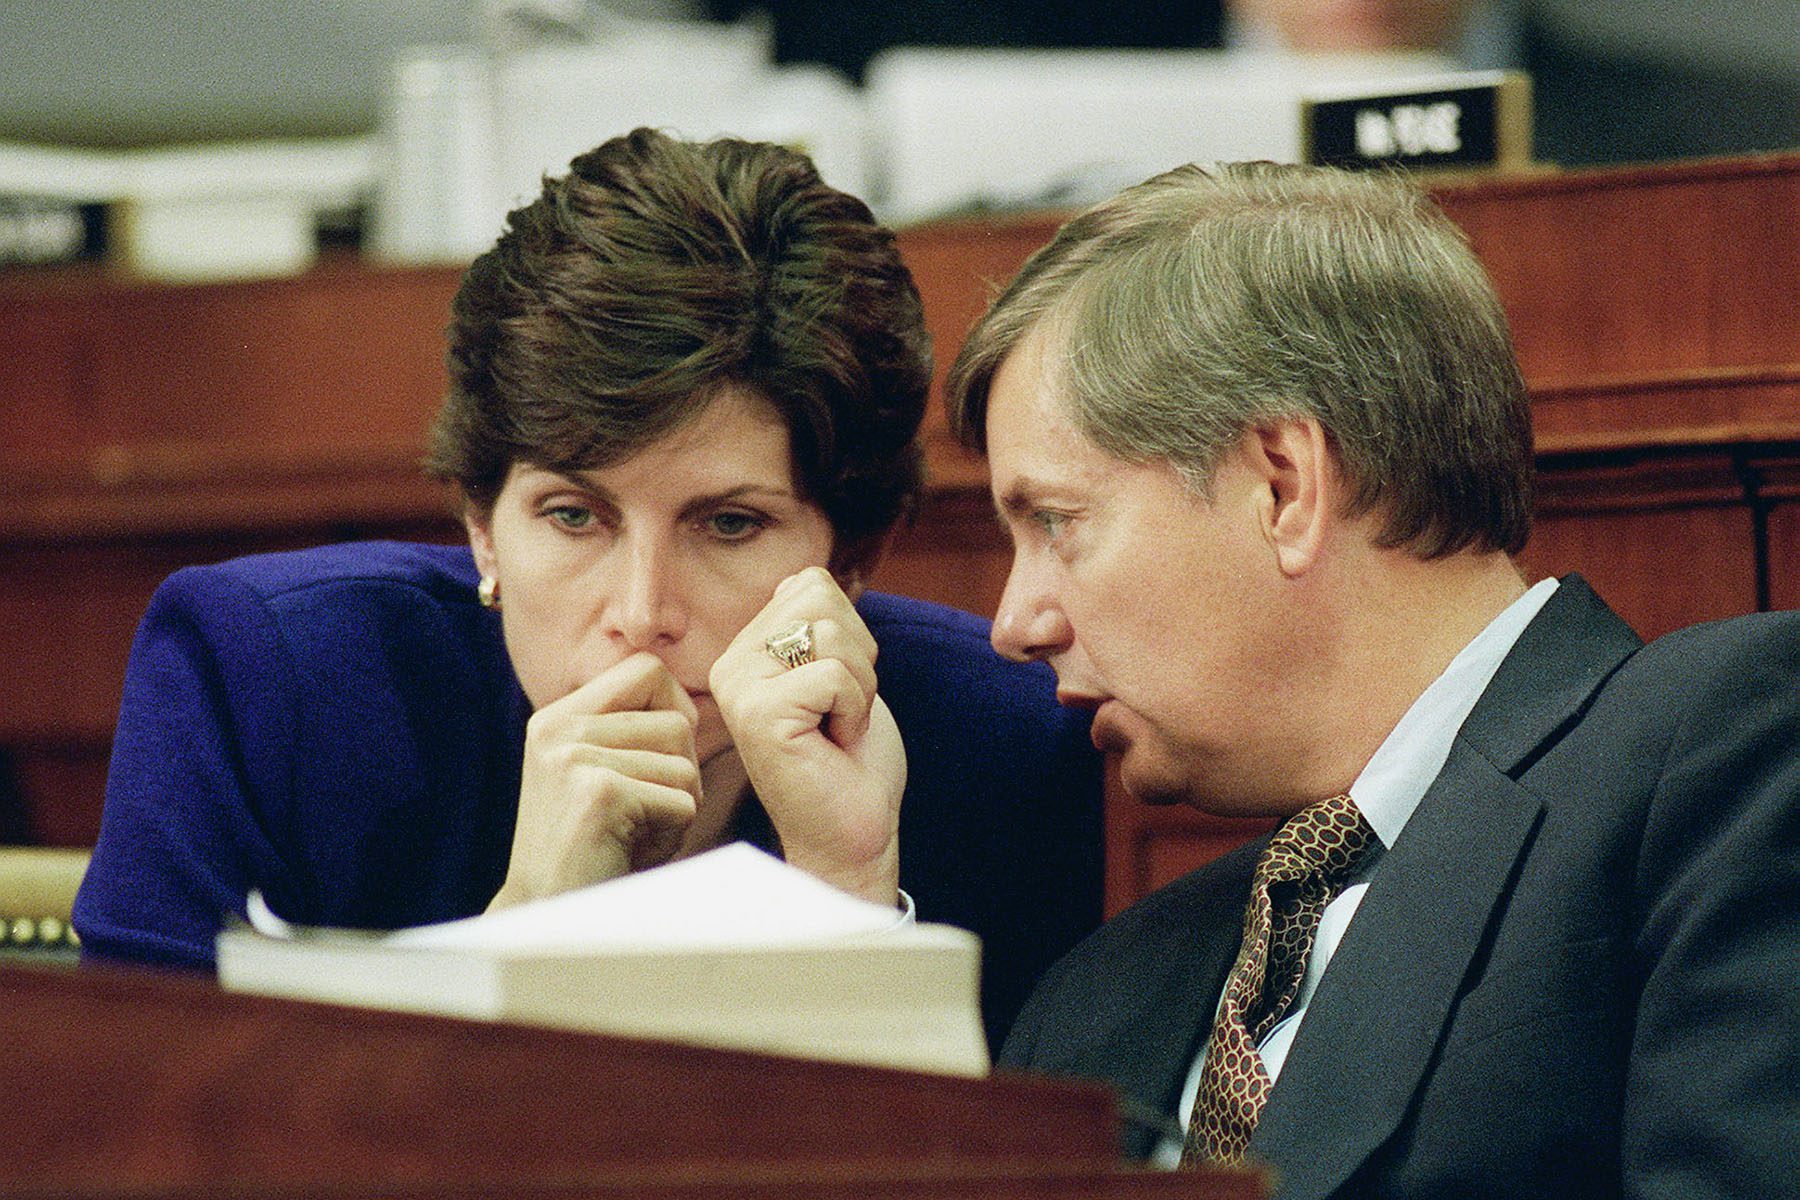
[1245,418,1335,578]
[463,503,499,581]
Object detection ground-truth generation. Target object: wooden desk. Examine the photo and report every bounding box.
[0,962,1260,1198]
[3,154,1798,915]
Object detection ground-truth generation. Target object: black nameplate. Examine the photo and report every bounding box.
[0,196,109,265]
[1306,75,1528,171]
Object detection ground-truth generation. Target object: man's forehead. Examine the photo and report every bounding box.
[988,345,1059,449]
[985,340,1122,499]
[987,331,1077,442]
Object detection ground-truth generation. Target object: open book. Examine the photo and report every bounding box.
[216,844,987,1076]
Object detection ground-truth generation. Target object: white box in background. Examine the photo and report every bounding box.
[1,137,374,282]
[493,44,871,211]
[864,48,1459,224]
[491,19,772,214]
[371,20,874,266]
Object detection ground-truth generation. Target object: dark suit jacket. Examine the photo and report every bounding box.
[1002,577,1800,1198]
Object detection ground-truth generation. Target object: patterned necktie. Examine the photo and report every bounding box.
[1182,792,1376,1167]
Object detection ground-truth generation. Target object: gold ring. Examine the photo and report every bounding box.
[764,620,815,670]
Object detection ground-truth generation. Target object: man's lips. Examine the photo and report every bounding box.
[1090,702,1134,754]
[1058,692,1129,753]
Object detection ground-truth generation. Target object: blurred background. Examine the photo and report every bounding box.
[4,1,1798,161]
[8,0,1800,269]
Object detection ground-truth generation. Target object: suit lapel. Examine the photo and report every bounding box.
[1105,845,1263,1158]
[1247,576,1641,1199]
[1456,574,1640,774]
[1250,744,1542,1198]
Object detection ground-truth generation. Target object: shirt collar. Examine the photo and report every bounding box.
[1351,576,1558,848]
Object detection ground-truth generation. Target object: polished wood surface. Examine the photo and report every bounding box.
[3,155,1798,919]
[1,962,1262,1198]
[1,261,462,542]
[1763,455,1800,612]
[1,1170,1261,1200]
[0,962,1113,1182]
[1434,156,1800,391]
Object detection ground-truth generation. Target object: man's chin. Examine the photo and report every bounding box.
[1113,747,1196,808]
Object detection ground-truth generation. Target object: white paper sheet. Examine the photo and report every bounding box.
[384,843,901,955]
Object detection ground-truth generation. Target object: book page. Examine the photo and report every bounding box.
[385,843,904,955]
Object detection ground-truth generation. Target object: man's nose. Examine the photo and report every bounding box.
[609,535,688,649]
[990,560,1072,663]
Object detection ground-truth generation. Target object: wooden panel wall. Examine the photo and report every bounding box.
[0,263,465,844]
[3,155,1798,922]
[1765,458,1800,611]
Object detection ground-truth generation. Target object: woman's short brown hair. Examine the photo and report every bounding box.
[427,127,931,576]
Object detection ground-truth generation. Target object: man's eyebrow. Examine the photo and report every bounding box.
[991,482,1048,531]
[993,477,1046,517]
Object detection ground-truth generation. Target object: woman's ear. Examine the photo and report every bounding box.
[1245,418,1334,578]
[463,503,499,581]
[832,529,896,601]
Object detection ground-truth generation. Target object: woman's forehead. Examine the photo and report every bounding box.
[651,387,790,456]
[514,391,800,498]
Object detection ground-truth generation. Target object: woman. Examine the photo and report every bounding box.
[73,129,1103,1047]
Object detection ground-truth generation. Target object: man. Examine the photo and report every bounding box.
[945,162,1799,1198]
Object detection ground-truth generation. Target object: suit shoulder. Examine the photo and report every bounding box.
[1637,607,1800,662]
[1598,608,1800,709]
[142,541,503,691]
[158,542,480,617]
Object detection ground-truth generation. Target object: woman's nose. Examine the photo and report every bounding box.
[609,536,688,648]
[990,560,1072,663]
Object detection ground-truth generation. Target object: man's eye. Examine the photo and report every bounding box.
[546,505,595,530]
[1035,511,1068,539]
[706,511,767,540]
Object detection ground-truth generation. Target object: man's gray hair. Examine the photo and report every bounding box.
[946,161,1533,558]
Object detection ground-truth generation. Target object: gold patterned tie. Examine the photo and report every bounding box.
[1182,793,1376,1167]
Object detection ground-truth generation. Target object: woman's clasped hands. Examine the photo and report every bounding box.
[490,654,703,911]
[489,567,903,913]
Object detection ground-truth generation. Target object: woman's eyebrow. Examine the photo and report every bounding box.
[679,484,800,511]
[535,470,798,508]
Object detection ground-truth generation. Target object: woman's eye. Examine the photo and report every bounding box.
[1034,510,1069,540]
[545,505,595,531]
[705,511,767,540]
